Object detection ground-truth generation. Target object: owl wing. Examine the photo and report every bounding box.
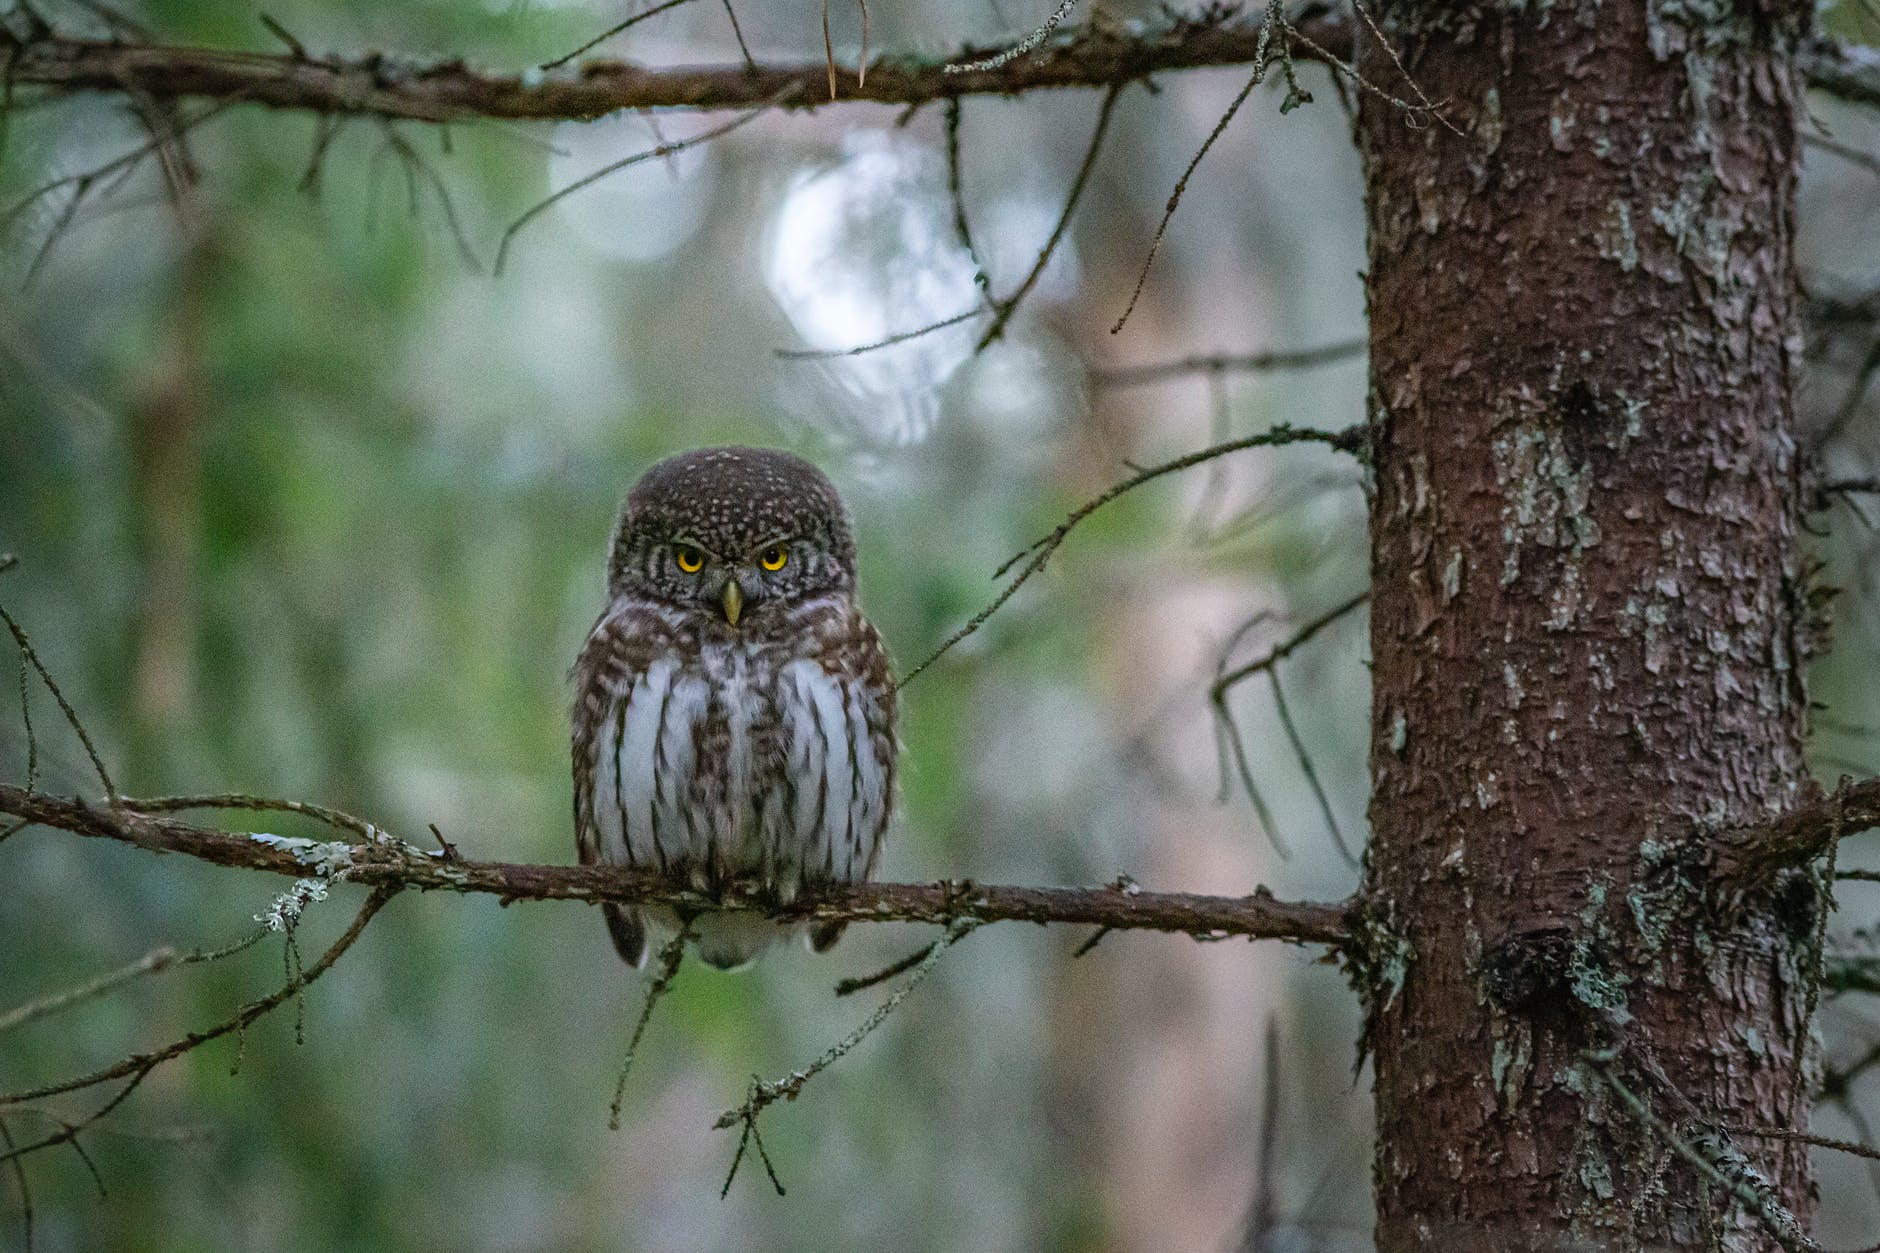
[573,604,685,970]
[780,610,897,890]
[789,611,896,953]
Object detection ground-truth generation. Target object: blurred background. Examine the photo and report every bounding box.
[1,0,1877,1249]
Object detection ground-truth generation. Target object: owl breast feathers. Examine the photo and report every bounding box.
[572,447,896,971]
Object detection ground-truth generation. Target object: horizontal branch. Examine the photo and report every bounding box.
[1800,36,1880,113]
[4,8,1351,123]
[1713,777,1880,892]
[0,785,1352,946]
[5,12,1874,126]
[0,0,1852,134]
[1089,338,1368,389]
[1823,948,1880,997]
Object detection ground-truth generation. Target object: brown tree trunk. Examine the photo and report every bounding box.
[1357,2,1816,1248]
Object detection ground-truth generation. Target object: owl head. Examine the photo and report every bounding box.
[607,446,858,628]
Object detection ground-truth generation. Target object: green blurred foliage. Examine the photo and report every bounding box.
[2,0,1872,1249]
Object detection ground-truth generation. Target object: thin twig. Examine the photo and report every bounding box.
[833,940,936,996]
[1239,1017,1282,1252]
[123,792,384,842]
[822,0,836,99]
[1587,1054,1820,1253]
[1110,8,1284,337]
[945,0,1080,74]
[0,1117,29,1253]
[977,80,1123,350]
[720,0,755,73]
[607,926,689,1129]
[1186,367,1235,539]
[540,0,699,72]
[1092,339,1368,388]
[1727,1124,1880,1164]
[374,119,482,271]
[1824,478,1880,498]
[1268,666,1357,866]
[16,650,36,795]
[1209,595,1367,857]
[0,928,269,1036]
[0,606,115,800]
[1211,591,1370,699]
[256,13,308,61]
[0,888,394,1111]
[494,84,797,274]
[1806,132,1880,181]
[1,98,243,280]
[898,424,1362,689]
[714,917,981,1194]
[773,309,984,360]
[944,96,992,298]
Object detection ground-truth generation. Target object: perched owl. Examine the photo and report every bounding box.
[572,447,897,971]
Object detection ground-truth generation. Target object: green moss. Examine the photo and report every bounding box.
[1593,200,1640,273]
[1343,905,1415,1016]
[1571,882,1635,1018]
[1491,418,1600,600]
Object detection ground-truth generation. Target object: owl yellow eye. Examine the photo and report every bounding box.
[760,545,789,572]
[674,545,704,573]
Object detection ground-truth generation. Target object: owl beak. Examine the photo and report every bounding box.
[721,580,744,627]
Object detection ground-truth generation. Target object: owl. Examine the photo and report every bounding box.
[572,447,897,971]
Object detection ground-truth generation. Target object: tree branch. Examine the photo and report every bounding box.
[2,8,1351,123]
[0,785,1352,946]
[1713,776,1880,892]
[1800,36,1880,113]
[1090,338,1367,389]
[6,13,1874,126]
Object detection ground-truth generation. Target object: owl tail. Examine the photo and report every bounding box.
[691,913,785,971]
[603,903,649,969]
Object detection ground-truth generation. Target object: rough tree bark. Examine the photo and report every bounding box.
[1358,1,1816,1249]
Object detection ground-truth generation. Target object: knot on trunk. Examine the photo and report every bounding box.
[1483,924,1576,1013]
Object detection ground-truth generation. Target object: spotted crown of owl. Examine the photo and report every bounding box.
[607,446,857,606]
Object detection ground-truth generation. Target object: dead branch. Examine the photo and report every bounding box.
[977,80,1122,348]
[1,7,1355,123]
[1209,591,1368,861]
[1713,776,1880,891]
[1211,589,1369,699]
[0,785,1353,946]
[0,887,393,1154]
[1,7,1873,129]
[1587,1051,1821,1253]
[715,916,980,1196]
[608,926,688,1129]
[0,927,269,1037]
[494,82,795,272]
[1801,35,1880,113]
[1825,948,1880,997]
[897,422,1364,687]
[1091,338,1366,388]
